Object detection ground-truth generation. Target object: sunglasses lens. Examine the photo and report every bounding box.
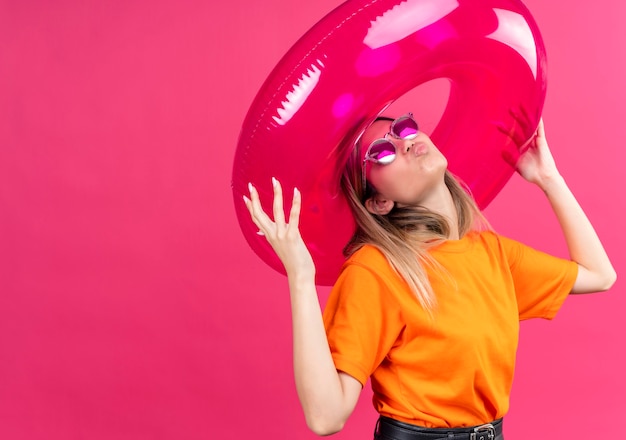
[368,140,396,164]
[392,116,418,140]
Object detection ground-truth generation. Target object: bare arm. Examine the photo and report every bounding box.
[244,179,362,435]
[515,120,617,294]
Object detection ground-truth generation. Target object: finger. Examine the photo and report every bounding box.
[502,125,525,148]
[537,118,545,138]
[493,120,507,134]
[243,195,268,237]
[494,119,523,146]
[272,177,286,225]
[494,121,517,141]
[243,191,263,231]
[508,107,530,133]
[517,106,531,130]
[247,182,274,231]
[508,107,539,148]
[501,150,517,168]
[288,187,302,230]
[243,193,256,219]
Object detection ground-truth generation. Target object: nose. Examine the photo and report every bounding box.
[399,138,414,154]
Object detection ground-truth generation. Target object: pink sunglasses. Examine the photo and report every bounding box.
[362,113,419,189]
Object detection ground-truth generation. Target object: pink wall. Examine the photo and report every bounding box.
[0,0,623,439]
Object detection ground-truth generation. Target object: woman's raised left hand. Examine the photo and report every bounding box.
[514,118,562,188]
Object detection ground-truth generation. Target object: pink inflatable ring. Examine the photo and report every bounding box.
[232,0,547,285]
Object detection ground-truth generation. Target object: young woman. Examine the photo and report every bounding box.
[243,114,616,439]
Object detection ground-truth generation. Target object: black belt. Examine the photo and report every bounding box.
[376,416,503,440]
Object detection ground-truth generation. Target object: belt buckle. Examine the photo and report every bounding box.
[470,423,495,440]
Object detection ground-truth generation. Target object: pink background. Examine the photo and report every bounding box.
[0,0,623,439]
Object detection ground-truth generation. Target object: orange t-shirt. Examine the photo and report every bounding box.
[323,231,578,428]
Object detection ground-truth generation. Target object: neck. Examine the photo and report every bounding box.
[420,180,460,240]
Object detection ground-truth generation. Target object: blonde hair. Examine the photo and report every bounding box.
[340,130,489,312]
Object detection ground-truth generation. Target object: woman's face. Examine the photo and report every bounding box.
[362,119,448,207]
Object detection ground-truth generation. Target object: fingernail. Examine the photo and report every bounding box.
[272,177,277,187]
[248,182,253,193]
[256,230,265,236]
[243,195,250,204]
[294,187,300,197]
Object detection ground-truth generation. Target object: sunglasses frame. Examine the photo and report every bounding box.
[361,113,419,192]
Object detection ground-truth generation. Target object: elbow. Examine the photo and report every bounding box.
[592,267,618,293]
[305,414,346,436]
[574,264,618,294]
[308,424,344,437]
[601,268,618,292]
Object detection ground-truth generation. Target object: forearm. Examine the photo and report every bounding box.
[288,274,357,435]
[540,174,616,293]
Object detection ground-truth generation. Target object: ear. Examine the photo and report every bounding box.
[364,194,395,215]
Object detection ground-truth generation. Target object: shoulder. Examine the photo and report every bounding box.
[337,244,406,293]
[346,244,388,268]
[472,230,576,278]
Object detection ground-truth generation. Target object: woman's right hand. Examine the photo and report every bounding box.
[243,178,316,283]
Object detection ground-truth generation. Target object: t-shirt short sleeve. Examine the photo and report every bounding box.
[498,234,578,320]
[322,258,405,386]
